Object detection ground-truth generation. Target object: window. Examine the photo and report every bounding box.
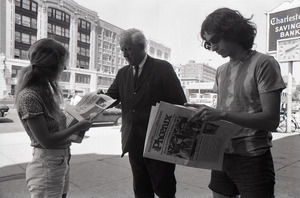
[22,33,30,44]
[56,26,61,35]
[81,48,86,56]
[12,66,22,78]
[157,50,162,56]
[47,9,52,18]
[48,24,52,33]
[15,31,21,42]
[15,14,21,25]
[22,16,31,27]
[65,14,70,23]
[22,0,30,10]
[56,10,62,20]
[31,1,37,12]
[150,47,155,54]
[31,18,37,28]
[21,50,28,59]
[164,53,169,60]
[14,49,20,58]
[15,0,21,7]
[81,34,86,42]
[81,20,86,29]
[65,29,69,37]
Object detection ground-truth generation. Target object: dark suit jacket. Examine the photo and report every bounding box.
[107,55,187,155]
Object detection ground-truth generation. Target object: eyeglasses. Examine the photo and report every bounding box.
[203,34,222,50]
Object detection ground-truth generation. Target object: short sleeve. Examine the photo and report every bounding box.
[18,91,44,120]
[256,57,286,94]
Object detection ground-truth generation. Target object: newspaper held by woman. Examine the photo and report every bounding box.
[65,92,116,143]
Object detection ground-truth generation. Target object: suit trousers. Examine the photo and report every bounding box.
[128,148,176,198]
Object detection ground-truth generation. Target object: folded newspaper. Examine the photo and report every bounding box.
[65,93,116,143]
[143,102,242,170]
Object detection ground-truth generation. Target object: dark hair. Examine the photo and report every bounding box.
[15,38,69,116]
[200,8,257,50]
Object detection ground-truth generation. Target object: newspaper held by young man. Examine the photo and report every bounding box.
[65,93,116,143]
[143,101,242,170]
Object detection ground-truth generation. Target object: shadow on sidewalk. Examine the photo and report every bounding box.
[1,134,299,198]
[0,154,133,198]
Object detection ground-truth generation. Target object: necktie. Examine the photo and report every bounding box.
[134,65,139,88]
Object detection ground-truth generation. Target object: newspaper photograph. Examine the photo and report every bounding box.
[143,102,242,170]
[65,93,116,143]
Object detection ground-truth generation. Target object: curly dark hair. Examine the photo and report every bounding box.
[200,8,257,50]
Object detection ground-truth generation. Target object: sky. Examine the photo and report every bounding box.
[74,0,300,81]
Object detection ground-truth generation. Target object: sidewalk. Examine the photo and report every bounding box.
[0,126,300,198]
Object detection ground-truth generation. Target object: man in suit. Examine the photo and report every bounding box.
[105,28,187,198]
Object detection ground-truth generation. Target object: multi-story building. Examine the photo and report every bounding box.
[95,19,125,93]
[147,39,171,62]
[180,60,216,83]
[0,0,172,99]
[178,60,216,97]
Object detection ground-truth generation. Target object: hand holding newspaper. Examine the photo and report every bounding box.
[65,92,116,143]
[143,102,242,170]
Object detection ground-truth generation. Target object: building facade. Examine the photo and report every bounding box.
[180,60,216,83]
[0,0,172,99]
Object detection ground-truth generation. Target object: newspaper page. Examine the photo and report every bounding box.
[143,101,242,170]
[65,93,116,143]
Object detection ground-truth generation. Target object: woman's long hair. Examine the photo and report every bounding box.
[15,38,69,117]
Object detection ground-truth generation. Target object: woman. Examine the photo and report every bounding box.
[15,38,92,198]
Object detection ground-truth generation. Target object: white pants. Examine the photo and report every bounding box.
[26,147,71,198]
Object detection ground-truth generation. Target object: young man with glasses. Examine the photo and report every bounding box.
[186,8,285,198]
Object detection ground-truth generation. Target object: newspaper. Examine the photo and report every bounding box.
[65,93,116,143]
[143,101,242,170]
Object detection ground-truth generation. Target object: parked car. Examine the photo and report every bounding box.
[189,93,203,103]
[91,107,122,126]
[0,105,9,117]
[197,93,218,108]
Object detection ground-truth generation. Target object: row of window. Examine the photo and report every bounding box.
[76,60,89,69]
[78,19,91,31]
[75,73,90,84]
[48,24,70,37]
[15,31,37,45]
[78,32,90,44]
[14,48,28,59]
[15,13,37,29]
[97,76,114,86]
[48,8,70,23]
[15,0,37,12]
[77,47,90,57]
[61,72,93,85]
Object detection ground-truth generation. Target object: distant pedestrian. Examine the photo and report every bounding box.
[15,38,92,198]
[104,28,187,197]
[70,89,82,106]
[186,8,286,198]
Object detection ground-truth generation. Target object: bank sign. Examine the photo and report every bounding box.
[268,6,300,52]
